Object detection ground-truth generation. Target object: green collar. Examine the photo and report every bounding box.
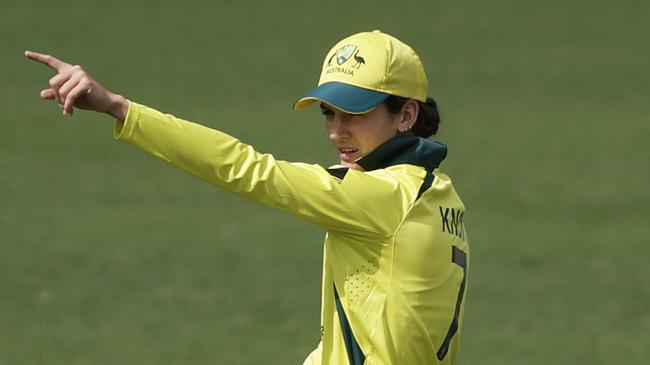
[356,135,448,171]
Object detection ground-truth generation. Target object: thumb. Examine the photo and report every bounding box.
[40,89,56,100]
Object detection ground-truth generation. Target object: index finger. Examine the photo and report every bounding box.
[24,50,70,71]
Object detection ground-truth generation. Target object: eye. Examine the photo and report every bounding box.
[321,109,334,117]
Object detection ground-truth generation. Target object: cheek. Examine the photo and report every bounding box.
[356,125,396,152]
[324,121,336,138]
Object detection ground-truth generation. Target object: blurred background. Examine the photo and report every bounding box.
[1,0,648,363]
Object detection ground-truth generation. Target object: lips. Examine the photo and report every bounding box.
[337,147,359,162]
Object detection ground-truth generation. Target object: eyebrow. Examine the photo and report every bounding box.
[320,103,350,116]
[319,103,358,118]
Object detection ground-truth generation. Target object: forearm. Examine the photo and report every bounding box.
[115,101,299,203]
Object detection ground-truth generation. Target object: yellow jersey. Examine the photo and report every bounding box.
[115,102,469,365]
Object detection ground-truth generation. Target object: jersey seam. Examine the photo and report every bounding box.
[382,188,440,362]
[366,165,429,357]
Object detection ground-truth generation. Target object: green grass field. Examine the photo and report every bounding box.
[2,0,648,363]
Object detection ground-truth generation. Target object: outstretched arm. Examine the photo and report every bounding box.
[25,51,409,237]
[25,51,129,121]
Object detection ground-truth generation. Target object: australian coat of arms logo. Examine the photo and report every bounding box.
[327,44,366,69]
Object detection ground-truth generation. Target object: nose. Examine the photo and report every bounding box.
[327,115,350,141]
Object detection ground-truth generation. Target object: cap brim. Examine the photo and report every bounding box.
[293,82,389,114]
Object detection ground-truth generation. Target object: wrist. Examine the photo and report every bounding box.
[107,93,129,121]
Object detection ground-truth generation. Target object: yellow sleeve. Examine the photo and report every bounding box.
[114,102,409,237]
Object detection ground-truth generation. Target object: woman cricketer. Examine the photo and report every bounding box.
[27,30,470,365]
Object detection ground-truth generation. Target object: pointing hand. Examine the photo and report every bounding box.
[25,51,128,121]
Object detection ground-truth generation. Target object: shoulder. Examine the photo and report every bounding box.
[346,164,430,208]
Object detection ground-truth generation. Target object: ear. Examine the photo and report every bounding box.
[397,99,419,133]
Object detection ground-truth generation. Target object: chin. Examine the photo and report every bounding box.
[341,161,363,171]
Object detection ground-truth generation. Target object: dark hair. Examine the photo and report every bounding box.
[384,95,441,138]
